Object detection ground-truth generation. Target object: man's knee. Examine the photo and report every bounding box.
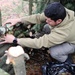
[50,48,59,59]
[42,24,51,34]
[49,43,68,60]
[49,43,75,62]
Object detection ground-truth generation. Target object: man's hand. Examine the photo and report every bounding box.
[3,18,21,27]
[0,34,15,44]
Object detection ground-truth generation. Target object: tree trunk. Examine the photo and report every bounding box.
[0,9,2,26]
[12,55,26,75]
[29,0,33,15]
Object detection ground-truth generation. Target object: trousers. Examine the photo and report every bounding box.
[49,43,75,62]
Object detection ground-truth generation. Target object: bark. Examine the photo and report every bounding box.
[0,68,10,75]
[12,55,26,75]
[29,0,33,15]
[0,44,14,75]
[0,9,2,26]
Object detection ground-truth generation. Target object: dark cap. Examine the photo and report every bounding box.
[44,2,66,21]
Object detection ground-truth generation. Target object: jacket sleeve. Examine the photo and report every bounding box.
[17,28,69,49]
[21,13,46,25]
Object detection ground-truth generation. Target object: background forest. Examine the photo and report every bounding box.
[0,0,75,25]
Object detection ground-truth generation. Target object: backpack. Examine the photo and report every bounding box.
[41,62,75,75]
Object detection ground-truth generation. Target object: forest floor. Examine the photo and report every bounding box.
[26,49,52,75]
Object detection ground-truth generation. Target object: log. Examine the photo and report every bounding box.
[0,68,10,75]
[12,55,26,75]
[0,44,14,75]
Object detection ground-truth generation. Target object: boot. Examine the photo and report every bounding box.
[64,55,73,64]
[41,62,49,75]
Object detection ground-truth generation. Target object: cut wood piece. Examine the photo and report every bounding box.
[12,55,26,75]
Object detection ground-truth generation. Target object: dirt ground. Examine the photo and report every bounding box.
[24,50,75,75]
[25,49,51,75]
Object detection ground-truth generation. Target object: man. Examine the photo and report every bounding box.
[1,2,75,63]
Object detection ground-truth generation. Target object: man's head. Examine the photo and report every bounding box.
[44,2,66,26]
